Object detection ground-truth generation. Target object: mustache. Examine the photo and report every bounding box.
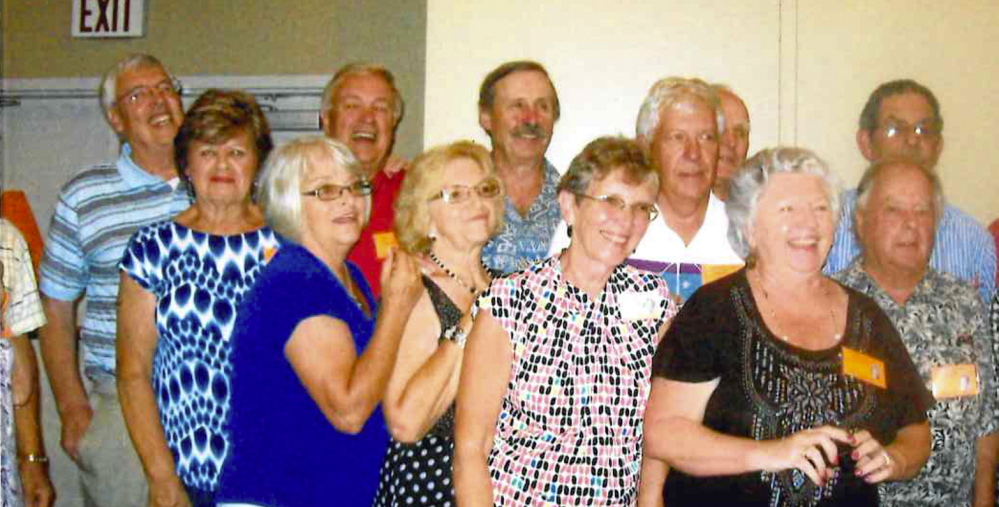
[511,123,547,139]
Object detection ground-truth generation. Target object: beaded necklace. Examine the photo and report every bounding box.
[428,250,490,295]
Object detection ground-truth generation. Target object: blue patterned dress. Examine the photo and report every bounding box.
[120,220,279,502]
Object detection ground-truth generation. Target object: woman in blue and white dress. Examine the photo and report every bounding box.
[117,89,279,507]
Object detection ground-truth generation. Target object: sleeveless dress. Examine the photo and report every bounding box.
[372,276,462,507]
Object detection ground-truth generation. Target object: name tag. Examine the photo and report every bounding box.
[373,231,399,259]
[842,347,887,389]
[619,291,664,321]
[931,364,979,399]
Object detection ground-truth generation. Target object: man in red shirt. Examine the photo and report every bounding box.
[321,63,408,296]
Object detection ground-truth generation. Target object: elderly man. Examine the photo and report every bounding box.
[834,159,998,507]
[550,77,743,301]
[826,79,996,304]
[711,84,751,201]
[321,62,407,296]
[39,54,191,507]
[477,60,563,274]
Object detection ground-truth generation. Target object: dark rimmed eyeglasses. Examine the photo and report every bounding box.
[574,193,659,222]
[430,178,502,204]
[302,180,373,201]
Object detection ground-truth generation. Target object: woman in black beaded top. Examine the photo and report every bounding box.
[642,147,934,507]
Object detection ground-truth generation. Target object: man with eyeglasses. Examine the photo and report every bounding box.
[38,53,190,507]
[826,79,995,304]
[321,63,407,296]
[712,84,751,201]
[477,60,563,274]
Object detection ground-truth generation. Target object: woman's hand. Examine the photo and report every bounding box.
[850,429,899,484]
[380,249,423,310]
[759,425,852,487]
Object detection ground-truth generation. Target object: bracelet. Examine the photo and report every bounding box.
[19,454,48,464]
[440,325,469,349]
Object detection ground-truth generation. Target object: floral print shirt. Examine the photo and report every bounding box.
[836,261,999,507]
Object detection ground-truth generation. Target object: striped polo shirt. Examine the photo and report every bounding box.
[826,188,996,304]
[40,144,191,380]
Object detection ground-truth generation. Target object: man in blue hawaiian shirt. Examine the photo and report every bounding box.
[477,61,563,274]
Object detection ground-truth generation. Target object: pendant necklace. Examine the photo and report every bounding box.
[754,270,842,344]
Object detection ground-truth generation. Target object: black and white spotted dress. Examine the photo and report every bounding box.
[372,276,462,507]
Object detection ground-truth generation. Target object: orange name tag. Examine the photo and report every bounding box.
[842,347,887,389]
[373,232,399,259]
[931,364,979,399]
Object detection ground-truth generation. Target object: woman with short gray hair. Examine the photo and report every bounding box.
[216,136,422,507]
[643,147,933,506]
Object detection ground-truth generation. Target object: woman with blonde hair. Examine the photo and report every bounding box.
[374,140,503,506]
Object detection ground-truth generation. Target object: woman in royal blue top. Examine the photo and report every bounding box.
[215,136,422,507]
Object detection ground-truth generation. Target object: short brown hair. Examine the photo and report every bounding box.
[478,60,560,120]
[558,136,656,198]
[174,89,274,184]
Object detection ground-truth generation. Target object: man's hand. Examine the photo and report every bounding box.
[148,474,192,507]
[19,461,55,507]
[59,403,93,463]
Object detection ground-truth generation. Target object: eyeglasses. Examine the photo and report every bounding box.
[301,180,373,201]
[879,119,941,140]
[575,193,659,222]
[430,178,502,204]
[115,77,182,106]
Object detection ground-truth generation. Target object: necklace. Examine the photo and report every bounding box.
[428,251,490,295]
[753,270,842,344]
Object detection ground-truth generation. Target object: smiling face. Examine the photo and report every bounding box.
[427,157,502,253]
[322,72,397,177]
[479,70,557,168]
[858,91,944,169]
[648,99,720,205]
[560,168,659,269]
[299,153,371,255]
[185,129,259,205]
[856,162,936,278]
[107,64,184,152]
[749,173,835,277]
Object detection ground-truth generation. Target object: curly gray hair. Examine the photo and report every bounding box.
[726,147,841,259]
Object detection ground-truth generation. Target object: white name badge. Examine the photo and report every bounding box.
[619,291,664,321]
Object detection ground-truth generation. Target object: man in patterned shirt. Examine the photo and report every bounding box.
[834,159,998,507]
[826,79,996,304]
[38,54,191,506]
[477,60,563,274]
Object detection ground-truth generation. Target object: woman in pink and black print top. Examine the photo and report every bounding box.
[454,137,677,506]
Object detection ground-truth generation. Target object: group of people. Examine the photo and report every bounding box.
[0,50,994,507]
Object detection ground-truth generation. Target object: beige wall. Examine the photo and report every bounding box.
[3,0,428,160]
[425,0,999,224]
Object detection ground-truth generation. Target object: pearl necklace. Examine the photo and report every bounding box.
[428,251,490,295]
[754,270,842,344]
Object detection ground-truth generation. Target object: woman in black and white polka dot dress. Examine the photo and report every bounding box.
[372,141,503,506]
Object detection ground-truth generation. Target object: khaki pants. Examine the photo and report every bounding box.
[76,377,147,507]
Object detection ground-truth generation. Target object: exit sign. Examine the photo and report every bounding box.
[72,0,145,38]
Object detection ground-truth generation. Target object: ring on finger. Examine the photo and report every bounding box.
[881,450,892,469]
